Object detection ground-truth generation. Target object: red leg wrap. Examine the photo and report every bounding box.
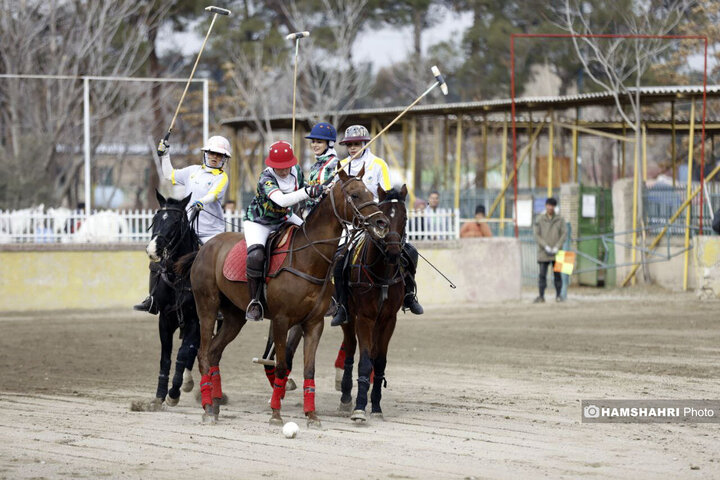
[270,376,288,410]
[209,366,222,399]
[282,371,290,399]
[370,368,374,384]
[334,343,346,369]
[303,379,316,413]
[264,366,276,388]
[200,374,213,408]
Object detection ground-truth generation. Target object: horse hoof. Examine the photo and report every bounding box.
[166,395,179,407]
[202,412,217,425]
[338,400,353,413]
[350,409,367,423]
[370,411,384,421]
[306,418,322,429]
[269,416,284,426]
[335,368,343,392]
[148,397,165,412]
[218,393,229,406]
[181,369,194,392]
[286,377,297,391]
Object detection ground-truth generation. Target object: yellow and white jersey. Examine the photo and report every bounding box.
[339,150,391,201]
[170,164,228,240]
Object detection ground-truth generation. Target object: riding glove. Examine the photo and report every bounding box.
[157,138,170,158]
[191,200,204,211]
[305,184,325,199]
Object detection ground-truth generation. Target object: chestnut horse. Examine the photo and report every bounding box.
[338,185,408,422]
[177,168,389,427]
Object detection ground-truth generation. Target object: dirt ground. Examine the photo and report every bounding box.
[1,288,719,479]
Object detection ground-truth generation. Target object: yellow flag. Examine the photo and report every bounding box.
[554,250,575,275]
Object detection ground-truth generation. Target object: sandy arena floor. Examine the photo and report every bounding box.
[0,289,719,479]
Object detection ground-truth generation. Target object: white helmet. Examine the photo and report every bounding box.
[201,135,232,157]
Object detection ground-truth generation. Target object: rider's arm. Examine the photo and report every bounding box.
[197,171,229,206]
[161,154,174,182]
[268,188,309,207]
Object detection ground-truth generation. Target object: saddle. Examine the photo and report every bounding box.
[222,224,296,283]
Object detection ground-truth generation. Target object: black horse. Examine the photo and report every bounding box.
[143,191,202,407]
[338,186,409,422]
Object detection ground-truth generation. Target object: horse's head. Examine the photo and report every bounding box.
[377,184,408,264]
[332,166,389,240]
[146,190,192,262]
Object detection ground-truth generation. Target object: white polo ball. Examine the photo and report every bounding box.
[282,421,299,439]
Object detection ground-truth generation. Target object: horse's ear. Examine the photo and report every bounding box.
[180,194,192,209]
[356,164,365,179]
[155,189,166,206]
[378,185,387,202]
[337,168,349,182]
[400,184,408,200]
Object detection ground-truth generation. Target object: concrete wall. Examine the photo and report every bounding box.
[0,244,148,311]
[415,237,521,305]
[0,238,522,312]
[695,236,720,298]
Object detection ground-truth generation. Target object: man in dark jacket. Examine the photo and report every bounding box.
[533,197,567,303]
[713,208,720,234]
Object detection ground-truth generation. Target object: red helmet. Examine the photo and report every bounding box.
[265,141,298,169]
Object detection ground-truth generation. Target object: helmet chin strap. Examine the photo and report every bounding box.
[203,152,225,169]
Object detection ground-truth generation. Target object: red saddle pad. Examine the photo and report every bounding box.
[222,227,295,282]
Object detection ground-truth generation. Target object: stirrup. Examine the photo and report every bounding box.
[245,300,264,321]
[134,296,158,315]
[402,294,424,315]
[330,305,349,327]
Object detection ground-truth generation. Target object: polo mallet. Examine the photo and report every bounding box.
[163,6,231,142]
[325,65,448,185]
[286,31,310,144]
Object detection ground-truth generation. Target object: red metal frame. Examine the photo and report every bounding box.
[510,33,708,237]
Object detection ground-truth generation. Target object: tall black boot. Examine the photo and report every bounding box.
[134,262,160,314]
[246,245,265,321]
[331,253,349,327]
[401,243,423,315]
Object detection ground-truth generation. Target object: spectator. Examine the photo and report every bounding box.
[223,200,237,212]
[713,207,720,234]
[533,197,566,303]
[423,190,447,240]
[460,205,493,238]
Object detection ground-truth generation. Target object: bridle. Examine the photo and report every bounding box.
[148,206,197,261]
[376,198,406,252]
[328,177,385,231]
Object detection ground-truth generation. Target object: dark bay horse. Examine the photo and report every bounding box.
[338,185,408,422]
[177,168,389,426]
[143,191,202,408]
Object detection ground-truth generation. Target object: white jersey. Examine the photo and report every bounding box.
[169,162,228,241]
[339,150,392,201]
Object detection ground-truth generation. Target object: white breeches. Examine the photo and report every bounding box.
[243,214,303,247]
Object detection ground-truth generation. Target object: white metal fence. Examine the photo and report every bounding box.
[0,207,459,244]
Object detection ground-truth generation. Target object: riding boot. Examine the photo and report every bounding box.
[246,245,265,322]
[331,253,349,327]
[401,243,424,315]
[134,263,160,315]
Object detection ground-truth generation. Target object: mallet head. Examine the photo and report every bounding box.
[431,65,448,96]
[286,31,310,41]
[205,6,231,16]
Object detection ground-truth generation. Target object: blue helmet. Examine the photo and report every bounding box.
[305,122,337,144]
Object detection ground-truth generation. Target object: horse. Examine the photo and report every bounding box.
[176,167,389,427]
[337,185,409,423]
[142,191,202,408]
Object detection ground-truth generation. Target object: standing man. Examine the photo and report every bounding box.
[533,197,566,303]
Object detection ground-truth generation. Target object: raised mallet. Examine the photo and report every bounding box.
[163,6,231,141]
[328,66,448,183]
[286,31,311,145]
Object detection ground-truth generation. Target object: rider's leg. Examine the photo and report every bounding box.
[134,261,161,314]
[330,251,349,327]
[245,244,266,321]
[401,243,423,315]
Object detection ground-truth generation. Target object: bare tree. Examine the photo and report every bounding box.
[0,0,170,208]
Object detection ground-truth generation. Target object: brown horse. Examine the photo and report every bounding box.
[178,167,389,427]
[338,185,408,422]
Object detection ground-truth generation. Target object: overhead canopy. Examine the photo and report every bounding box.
[221,85,720,133]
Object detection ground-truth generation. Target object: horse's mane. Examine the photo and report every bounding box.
[382,188,405,203]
